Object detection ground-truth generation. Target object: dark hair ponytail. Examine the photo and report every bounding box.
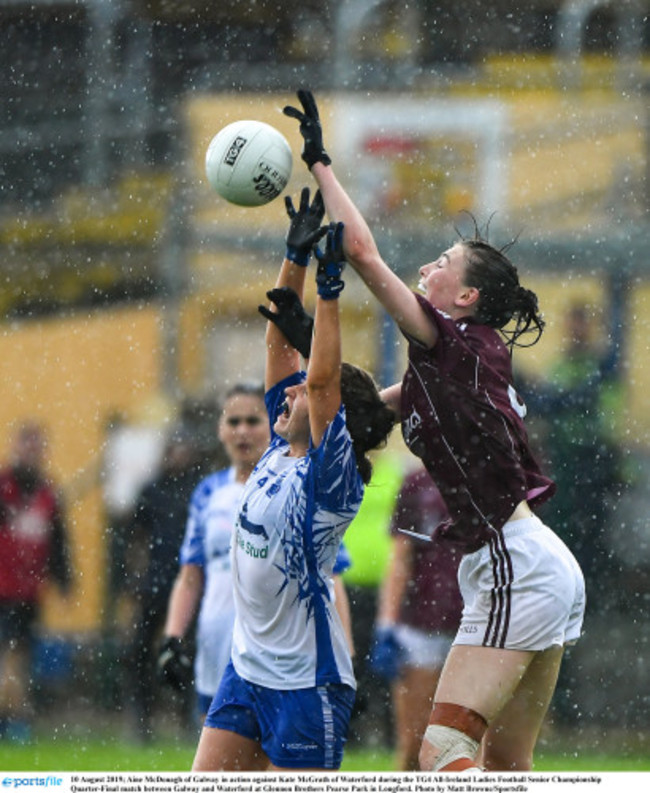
[340,363,395,484]
[460,233,545,349]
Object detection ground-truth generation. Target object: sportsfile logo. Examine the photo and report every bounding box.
[2,778,63,788]
[224,135,247,166]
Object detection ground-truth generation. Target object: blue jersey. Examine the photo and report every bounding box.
[180,467,240,697]
[231,372,363,690]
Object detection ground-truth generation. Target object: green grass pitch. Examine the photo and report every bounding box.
[1,732,648,773]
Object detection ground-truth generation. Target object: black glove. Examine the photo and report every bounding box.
[285,186,327,267]
[258,286,314,359]
[315,222,346,301]
[156,636,192,692]
[283,89,332,170]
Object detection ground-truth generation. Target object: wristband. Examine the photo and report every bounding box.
[285,245,310,267]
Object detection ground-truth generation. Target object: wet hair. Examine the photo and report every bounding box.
[340,363,395,484]
[224,381,265,401]
[457,217,545,349]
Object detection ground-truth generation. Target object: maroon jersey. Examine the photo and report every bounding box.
[0,470,65,602]
[400,294,554,554]
[391,468,463,632]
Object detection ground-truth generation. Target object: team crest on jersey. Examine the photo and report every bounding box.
[239,503,269,539]
[236,502,269,558]
[508,384,527,418]
[402,406,423,444]
[235,528,268,558]
[10,509,50,540]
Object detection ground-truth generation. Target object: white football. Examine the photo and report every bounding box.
[205,120,293,207]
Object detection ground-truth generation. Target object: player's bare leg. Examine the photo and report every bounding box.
[0,642,31,723]
[393,664,441,771]
[480,645,564,770]
[419,644,534,771]
[192,726,269,771]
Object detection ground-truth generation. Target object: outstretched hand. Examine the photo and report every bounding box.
[285,186,327,267]
[314,222,346,301]
[283,89,332,170]
[258,286,314,359]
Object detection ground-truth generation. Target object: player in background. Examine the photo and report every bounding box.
[157,382,269,720]
[191,189,394,771]
[284,91,585,772]
[157,381,355,724]
[0,422,73,743]
[370,466,463,770]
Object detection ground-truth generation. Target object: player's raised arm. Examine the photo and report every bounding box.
[258,187,326,390]
[283,90,437,349]
[379,382,403,420]
[307,222,345,448]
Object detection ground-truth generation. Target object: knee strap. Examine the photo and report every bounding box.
[423,724,480,771]
[429,702,488,742]
[423,702,488,772]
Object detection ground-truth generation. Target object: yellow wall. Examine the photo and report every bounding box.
[516,273,607,372]
[628,284,650,446]
[0,306,163,633]
[512,273,650,449]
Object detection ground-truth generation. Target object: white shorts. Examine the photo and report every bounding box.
[454,515,586,652]
[394,623,454,670]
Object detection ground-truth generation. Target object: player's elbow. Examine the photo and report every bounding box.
[344,230,379,271]
[306,373,338,395]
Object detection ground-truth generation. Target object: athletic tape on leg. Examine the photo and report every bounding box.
[423,724,480,771]
[429,702,488,742]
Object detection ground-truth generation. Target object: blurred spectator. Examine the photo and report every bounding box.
[342,451,404,748]
[0,422,73,743]
[521,301,626,602]
[90,405,169,712]
[127,424,201,742]
[519,299,627,728]
[100,408,167,632]
[371,467,463,770]
[178,395,228,477]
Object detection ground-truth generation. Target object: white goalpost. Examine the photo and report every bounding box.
[332,95,510,232]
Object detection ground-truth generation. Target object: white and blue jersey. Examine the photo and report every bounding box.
[231,372,363,691]
[179,467,241,698]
